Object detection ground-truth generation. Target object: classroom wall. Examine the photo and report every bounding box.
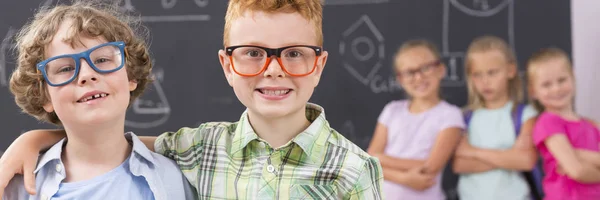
[572,1,600,121]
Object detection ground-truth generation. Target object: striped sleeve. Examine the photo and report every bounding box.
[346,157,384,200]
[155,127,201,160]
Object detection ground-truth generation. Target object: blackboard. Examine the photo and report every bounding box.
[0,1,571,198]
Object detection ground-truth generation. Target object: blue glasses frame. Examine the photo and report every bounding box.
[37,41,126,87]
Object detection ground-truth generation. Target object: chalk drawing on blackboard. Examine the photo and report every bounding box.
[449,0,512,17]
[339,15,401,94]
[325,0,389,5]
[441,0,514,86]
[125,67,171,129]
[0,28,16,87]
[340,15,384,85]
[120,0,211,22]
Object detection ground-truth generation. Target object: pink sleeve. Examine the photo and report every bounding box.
[438,107,466,132]
[533,112,567,147]
[377,101,396,127]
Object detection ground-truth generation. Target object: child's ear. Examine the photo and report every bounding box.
[218,49,234,87]
[528,86,536,99]
[129,80,138,92]
[507,63,517,78]
[438,63,448,79]
[311,51,328,87]
[43,101,54,113]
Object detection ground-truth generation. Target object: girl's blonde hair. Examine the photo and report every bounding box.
[464,35,523,110]
[526,47,573,113]
[394,39,441,72]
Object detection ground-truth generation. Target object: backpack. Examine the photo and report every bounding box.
[463,103,545,200]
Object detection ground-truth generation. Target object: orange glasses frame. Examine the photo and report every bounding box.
[225,45,322,77]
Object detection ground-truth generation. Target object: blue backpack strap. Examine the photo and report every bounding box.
[464,109,473,128]
[531,161,545,199]
[512,103,527,136]
[512,103,544,200]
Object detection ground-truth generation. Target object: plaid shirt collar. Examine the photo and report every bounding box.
[229,103,331,163]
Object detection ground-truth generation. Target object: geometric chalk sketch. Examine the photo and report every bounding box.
[340,15,384,86]
[325,0,388,5]
[125,67,171,129]
[0,28,16,87]
[339,15,401,94]
[339,15,402,94]
[442,0,515,86]
[121,0,211,22]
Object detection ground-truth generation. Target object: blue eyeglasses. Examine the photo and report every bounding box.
[37,41,126,87]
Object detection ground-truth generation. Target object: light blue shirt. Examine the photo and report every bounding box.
[457,102,538,200]
[52,155,155,200]
[3,132,195,200]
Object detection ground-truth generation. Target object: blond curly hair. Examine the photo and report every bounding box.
[9,2,153,125]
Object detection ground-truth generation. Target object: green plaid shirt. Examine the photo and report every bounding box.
[155,103,384,200]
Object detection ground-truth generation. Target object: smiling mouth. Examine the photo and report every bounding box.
[77,93,109,103]
[256,89,292,96]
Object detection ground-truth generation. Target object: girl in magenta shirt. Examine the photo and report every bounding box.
[528,47,600,200]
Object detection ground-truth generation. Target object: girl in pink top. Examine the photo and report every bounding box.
[367,39,465,200]
[528,47,600,200]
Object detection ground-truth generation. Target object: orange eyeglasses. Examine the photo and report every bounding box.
[225,45,322,77]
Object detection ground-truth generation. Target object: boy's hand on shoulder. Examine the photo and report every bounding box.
[0,137,40,196]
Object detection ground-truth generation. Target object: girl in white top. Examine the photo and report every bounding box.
[367,39,465,200]
[453,35,539,200]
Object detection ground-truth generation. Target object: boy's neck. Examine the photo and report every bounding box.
[409,95,441,113]
[484,94,510,109]
[248,106,311,149]
[61,120,131,182]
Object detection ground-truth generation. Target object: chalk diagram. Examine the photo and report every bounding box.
[125,67,171,129]
[120,0,211,128]
[325,0,388,5]
[121,0,211,22]
[442,0,515,85]
[0,28,16,88]
[340,15,402,94]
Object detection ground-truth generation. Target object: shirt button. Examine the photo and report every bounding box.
[267,165,275,173]
[56,164,63,173]
[258,142,266,149]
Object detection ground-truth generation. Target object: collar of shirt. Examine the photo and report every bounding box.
[229,103,332,163]
[35,132,156,174]
[33,132,164,199]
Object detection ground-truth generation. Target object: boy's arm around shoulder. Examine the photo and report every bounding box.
[346,156,384,200]
[2,175,29,200]
[0,129,65,196]
[153,124,213,159]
